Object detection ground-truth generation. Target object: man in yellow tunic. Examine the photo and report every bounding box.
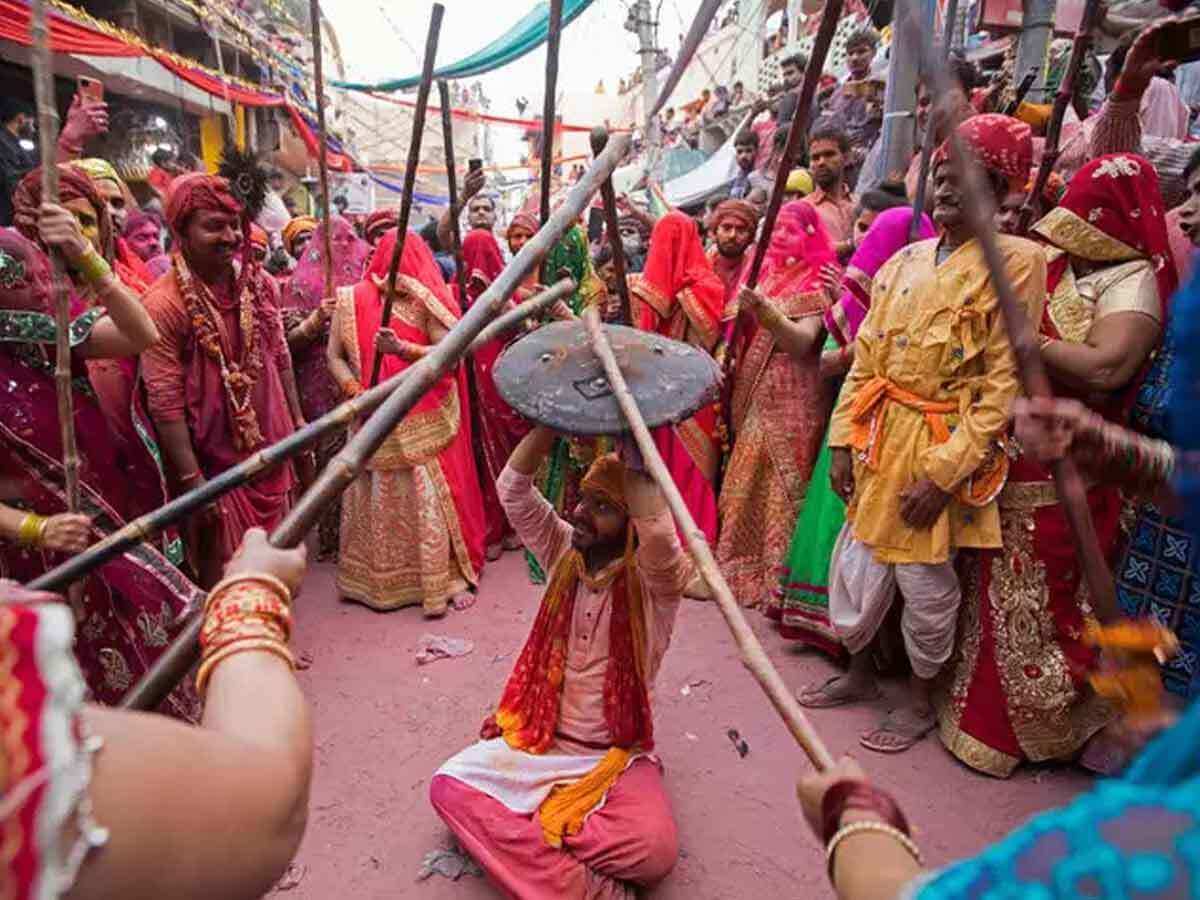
[798,114,1047,754]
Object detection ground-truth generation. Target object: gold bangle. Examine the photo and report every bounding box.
[74,248,112,285]
[196,637,294,696]
[205,572,294,614]
[826,820,923,882]
[16,513,47,548]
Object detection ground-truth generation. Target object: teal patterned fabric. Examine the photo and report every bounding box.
[916,699,1200,899]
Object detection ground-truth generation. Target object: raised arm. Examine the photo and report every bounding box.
[437,167,485,250]
[69,529,312,900]
[737,285,826,360]
[498,426,571,573]
[326,298,362,397]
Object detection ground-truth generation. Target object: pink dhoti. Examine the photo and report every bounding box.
[430,758,678,900]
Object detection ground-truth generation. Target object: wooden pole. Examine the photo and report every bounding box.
[438,81,471,313]
[29,1,80,519]
[743,0,843,289]
[28,279,575,596]
[539,0,564,226]
[589,127,632,324]
[368,3,444,387]
[309,0,335,298]
[908,0,960,243]
[1018,0,1103,232]
[583,307,835,771]
[906,12,1119,622]
[120,136,631,711]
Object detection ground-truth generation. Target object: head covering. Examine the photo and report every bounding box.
[506,212,539,242]
[364,209,397,242]
[580,453,628,514]
[12,165,113,260]
[934,113,1033,190]
[786,168,814,195]
[635,211,727,346]
[761,200,838,279]
[282,216,318,257]
[164,173,242,238]
[0,228,53,313]
[1032,153,1178,311]
[825,207,936,346]
[461,229,505,306]
[249,224,269,251]
[366,228,458,316]
[72,157,120,187]
[709,199,759,232]
[284,215,370,312]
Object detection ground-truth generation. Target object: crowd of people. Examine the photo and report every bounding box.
[4,9,1200,899]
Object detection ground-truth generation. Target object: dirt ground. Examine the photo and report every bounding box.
[280,551,1091,899]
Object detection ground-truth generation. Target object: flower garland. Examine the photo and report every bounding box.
[173,253,265,452]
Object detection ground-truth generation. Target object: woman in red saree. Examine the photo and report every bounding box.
[327,229,486,617]
[280,215,370,559]
[0,226,202,720]
[716,201,837,608]
[628,211,728,545]
[937,153,1175,777]
[460,229,531,557]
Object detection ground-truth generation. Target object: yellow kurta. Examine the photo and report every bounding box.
[828,236,1047,565]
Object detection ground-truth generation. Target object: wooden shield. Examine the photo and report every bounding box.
[494,321,721,436]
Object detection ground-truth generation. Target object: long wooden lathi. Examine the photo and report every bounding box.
[908,14,1118,621]
[589,127,632,324]
[309,0,336,297]
[368,3,444,387]
[120,136,630,711]
[908,0,960,243]
[582,307,836,771]
[27,280,573,595]
[539,0,564,225]
[29,1,79,515]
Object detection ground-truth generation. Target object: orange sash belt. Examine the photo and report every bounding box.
[848,376,1007,507]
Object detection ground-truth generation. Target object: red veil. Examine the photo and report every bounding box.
[355,229,486,574]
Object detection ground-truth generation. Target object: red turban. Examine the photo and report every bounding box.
[708,199,759,232]
[164,173,242,237]
[506,212,539,241]
[934,113,1033,190]
[12,164,113,260]
[365,209,397,241]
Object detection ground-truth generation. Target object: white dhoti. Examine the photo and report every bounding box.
[827,524,961,679]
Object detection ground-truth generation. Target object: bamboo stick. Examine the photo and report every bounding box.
[589,127,632,324]
[309,0,335,298]
[539,0,564,226]
[583,307,835,770]
[743,0,843,288]
[1018,0,1103,232]
[906,13,1118,621]
[908,0,960,243]
[368,3,444,387]
[27,279,574,596]
[28,1,79,519]
[121,137,629,711]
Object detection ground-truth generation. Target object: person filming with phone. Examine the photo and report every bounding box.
[436,157,498,251]
[1,83,108,227]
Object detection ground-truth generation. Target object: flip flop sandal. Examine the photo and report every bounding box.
[796,675,882,709]
[859,713,935,754]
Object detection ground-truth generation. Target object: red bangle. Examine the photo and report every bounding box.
[821,780,911,845]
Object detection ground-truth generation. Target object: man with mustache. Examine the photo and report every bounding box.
[141,173,307,586]
[431,427,687,898]
[804,115,1046,755]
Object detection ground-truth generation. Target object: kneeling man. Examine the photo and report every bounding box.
[431,425,687,898]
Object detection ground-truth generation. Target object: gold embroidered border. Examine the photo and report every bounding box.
[1033,207,1143,264]
[677,286,720,351]
[628,275,671,319]
[369,274,460,331]
[938,717,1020,778]
[999,480,1059,510]
[676,416,719,481]
[368,389,460,470]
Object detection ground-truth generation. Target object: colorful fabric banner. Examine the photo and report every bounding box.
[332,0,595,93]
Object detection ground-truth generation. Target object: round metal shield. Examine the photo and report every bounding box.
[493,321,722,436]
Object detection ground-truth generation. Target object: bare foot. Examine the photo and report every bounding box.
[501,534,523,552]
[859,707,936,753]
[486,542,503,562]
[797,674,881,709]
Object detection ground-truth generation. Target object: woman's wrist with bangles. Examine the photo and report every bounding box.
[341,377,365,399]
[196,573,295,696]
[72,247,112,285]
[15,513,49,548]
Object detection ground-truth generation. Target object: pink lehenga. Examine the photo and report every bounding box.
[716,202,836,609]
[0,229,202,720]
[280,215,370,559]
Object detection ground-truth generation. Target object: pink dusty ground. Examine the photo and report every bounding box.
[280,552,1091,899]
